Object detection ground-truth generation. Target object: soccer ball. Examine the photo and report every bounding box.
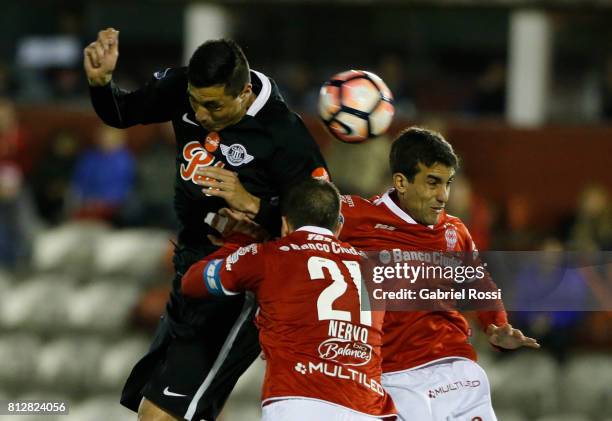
[318,70,394,143]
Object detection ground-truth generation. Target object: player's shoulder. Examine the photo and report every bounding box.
[440,212,473,245]
[341,194,376,209]
[226,241,262,262]
[249,70,289,121]
[340,194,380,217]
[151,66,187,86]
[441,212,468,231]
[145,66,188,103]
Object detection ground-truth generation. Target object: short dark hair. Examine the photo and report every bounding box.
[389,127,459,182]
[187,39,250,97]
[281,179,341,232]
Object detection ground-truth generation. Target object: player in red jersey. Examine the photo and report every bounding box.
[338,127,539,421]
[181,179,396,420]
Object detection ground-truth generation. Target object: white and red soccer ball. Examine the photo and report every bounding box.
[318,70,395,143]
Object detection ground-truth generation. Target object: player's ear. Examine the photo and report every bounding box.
[393,172,409,193]
[240,83,252,99]
[333,214,344,237]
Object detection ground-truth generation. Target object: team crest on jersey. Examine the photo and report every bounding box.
[219,143,254,166]
[445,227,458,250]
[180,141,225,184]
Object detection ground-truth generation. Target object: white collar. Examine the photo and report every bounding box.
[246,70,272,117]
[375,188,434,229]
[296,226,334,236]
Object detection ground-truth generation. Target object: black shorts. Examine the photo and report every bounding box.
[120,272,261,420]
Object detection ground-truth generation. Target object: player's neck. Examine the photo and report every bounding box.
[391,190,429,226]
[231,91,257,126]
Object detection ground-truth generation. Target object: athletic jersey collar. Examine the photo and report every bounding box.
[246,70,272,117]
[296,226,334,236]
[375,188,435,229]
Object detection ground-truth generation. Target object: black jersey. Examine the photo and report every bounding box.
[89,67,328,251]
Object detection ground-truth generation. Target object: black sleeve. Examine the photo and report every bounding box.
[254,112,329,230]
[253,197,281,232]
[88,67,186,128]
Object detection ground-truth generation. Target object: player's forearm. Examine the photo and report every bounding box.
[89,82,139,128]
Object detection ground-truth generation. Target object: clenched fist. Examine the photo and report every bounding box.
[83,28,120,87]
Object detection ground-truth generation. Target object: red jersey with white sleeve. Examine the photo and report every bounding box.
[182,226,396,419]
[338,190,508,374]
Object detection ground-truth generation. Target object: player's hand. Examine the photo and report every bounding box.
[196,167,261,218]
[83,28,119,87]
[486,324,540,350]
[206,208,270,243]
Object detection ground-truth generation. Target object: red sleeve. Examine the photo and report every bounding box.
[458,222,509,331]
[181,242,265,298]
[338,195,364,242]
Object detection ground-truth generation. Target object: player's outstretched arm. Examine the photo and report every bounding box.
[85,28,176,128]
[83,28,119,87]
[205,207,270,246]
[182,241,264,298]
[486,323,540,350]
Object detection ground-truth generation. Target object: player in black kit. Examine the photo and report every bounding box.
[84,28,328,421]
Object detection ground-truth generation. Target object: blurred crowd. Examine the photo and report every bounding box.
[2,8,612,123]
[0,97,178,269]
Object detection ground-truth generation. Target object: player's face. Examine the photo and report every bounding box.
[394,162,455,226]
[187,83,252,132]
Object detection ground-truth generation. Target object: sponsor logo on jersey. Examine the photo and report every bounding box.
[284,241,360,256]
[294,362,307,374]
[182,113,199,127]
[180,141,225,184]
[318,338,372,366]
[445,227,458,250]
[374,223,396,231]
[379,250,392,264]
[153,68,170,80]
[220,143,254,166]
[293,360,385,396]
[428,379,481,399]
[225,243,258,271]
[385,249,464,270]
[323,321,372,366]
[204,132,220,152]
